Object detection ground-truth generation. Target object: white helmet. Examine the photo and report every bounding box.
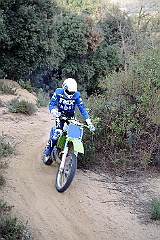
[62,78,77,99]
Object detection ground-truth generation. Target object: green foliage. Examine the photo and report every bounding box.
[56,13,87,57]
[18,80,34,93]
[57,0,106,19]
[55,12,121,94]
[125,46,160,124]
[0,0,61,80]
[36,88,50,107]
[0,134,13,158]
[0,0,124,93]
[8,98,37,115]
[0,99,3,107]
[0,174,5,187]
[0,200,31,239]
[98,5,133,46]
[150,197,160,220]
[0,134,12,186]
[0,82,17,95]
[55,13,96,89]
[78,131,96,169]
[78,44,160,173]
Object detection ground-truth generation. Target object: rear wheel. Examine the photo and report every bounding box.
[55,153,77,193]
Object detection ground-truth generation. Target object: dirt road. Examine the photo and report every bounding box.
[1,83,160,240]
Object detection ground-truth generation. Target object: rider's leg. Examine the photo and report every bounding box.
[43,116,66,156]
[43,127,62,156]
[43,126,56,156]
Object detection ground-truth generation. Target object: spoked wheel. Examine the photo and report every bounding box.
[55,153,77,193]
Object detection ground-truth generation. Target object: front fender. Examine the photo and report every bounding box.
[68,137,84,154]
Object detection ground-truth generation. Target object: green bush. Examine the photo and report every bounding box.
[0,135,13,159]
[8,98,37,115]
[150,197,160,220]
[0,174,5,186]
[0,0,61,80]
[36,89,50,107]
[0,82,17,95]
[0,200,31,239]
[18,80,34,93]
[78,53,160,173]
[0,134,13,186]
[0,99,4,107]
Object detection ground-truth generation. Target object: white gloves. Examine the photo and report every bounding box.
[51,109,61,118]
[86,119,95,132]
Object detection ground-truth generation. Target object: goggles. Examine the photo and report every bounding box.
[65,89,75,95]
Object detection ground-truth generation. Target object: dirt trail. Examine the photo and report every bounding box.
[1,84,160,240]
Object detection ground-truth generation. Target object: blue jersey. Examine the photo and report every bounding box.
[48,88,89,120]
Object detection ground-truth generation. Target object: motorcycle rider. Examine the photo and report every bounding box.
[43,78,95,161]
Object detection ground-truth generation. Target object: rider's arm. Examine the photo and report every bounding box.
[75,93,95,132]
[48,89,59,112]
[75,93,89,120]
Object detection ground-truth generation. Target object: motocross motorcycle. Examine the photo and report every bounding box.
[43,115,86,193]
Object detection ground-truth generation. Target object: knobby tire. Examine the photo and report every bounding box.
[55,153,77,193]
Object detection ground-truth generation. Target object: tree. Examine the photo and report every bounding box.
[57,0,105,19]
[0,0,61,80]
[55,12,106,93]
[50,11,122,94]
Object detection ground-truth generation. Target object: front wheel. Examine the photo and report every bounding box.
[55,153,77,193]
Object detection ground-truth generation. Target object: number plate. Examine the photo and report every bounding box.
[68,124,83,139]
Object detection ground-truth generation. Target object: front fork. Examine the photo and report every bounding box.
[59,140,69,171]
[59,139,78,171]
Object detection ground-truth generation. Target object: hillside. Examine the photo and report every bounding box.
[110,0,159,13]
[1,80,160,240]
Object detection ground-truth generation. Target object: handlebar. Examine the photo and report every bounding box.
[55,113,94,131]
[59,114,84,127]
